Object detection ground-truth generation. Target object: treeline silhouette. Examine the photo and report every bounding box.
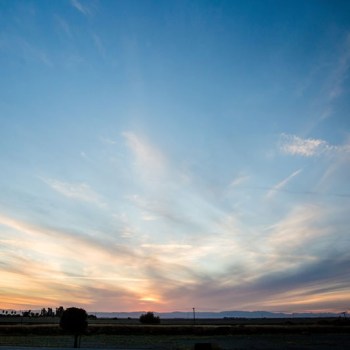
[0,306,65,318]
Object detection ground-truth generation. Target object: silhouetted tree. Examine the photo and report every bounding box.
[47,307,54,317]
[40,308,47,317]
[56,306,65,317]
[22,310,31,317]
[60,307,88,348]
[139,311,160,324]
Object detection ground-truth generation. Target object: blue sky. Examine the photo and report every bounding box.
[0,0,350,313]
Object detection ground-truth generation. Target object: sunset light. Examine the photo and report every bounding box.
[0,0,349,315]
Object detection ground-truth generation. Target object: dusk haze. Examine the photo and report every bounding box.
[0,0,349,315]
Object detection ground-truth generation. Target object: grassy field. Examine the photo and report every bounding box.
[1,333,350,349]
[0,318,349,349]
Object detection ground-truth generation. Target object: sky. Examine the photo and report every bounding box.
[0,0,350,314]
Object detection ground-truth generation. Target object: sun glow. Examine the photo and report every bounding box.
[139,296,161,302]
[139,295,163,304]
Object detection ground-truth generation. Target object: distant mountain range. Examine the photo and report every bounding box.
[94,310,341,319]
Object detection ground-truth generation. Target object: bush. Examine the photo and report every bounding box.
[139,312,160,324]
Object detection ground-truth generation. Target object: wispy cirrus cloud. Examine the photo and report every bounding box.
[327,33,350,101]
[298,33,350,128]
[0,34,52,67]
[279,133,350,157]
[266,169,302,199]
[100,136,116,145]
[0,210,218,310]
[229,174,250,188]
[70,0,91,16]
[41,178,105,207]
[264,204,329,256]
[0,213,137,262]
[160,203,348,312]
[0,213,150,309]
[92,33,106,58]
[123,131,167,179]
[54,15,72,38]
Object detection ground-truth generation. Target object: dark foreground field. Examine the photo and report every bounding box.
[0,318,349,349]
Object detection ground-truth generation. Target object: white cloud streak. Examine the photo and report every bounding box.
[266,169,302,199]
[70,0,91,16]
[229,175,249,188]
[92,33,106,58]
[54,15,72,38]
[0,34,53,67]
[327,33,350,101]
[42,178,105,207]
[265,204,329,255]
[122,131,167,178]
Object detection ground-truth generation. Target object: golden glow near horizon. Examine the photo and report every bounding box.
[0,208,349,313]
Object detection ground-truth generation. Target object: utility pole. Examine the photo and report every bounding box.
[193,307,196,325]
